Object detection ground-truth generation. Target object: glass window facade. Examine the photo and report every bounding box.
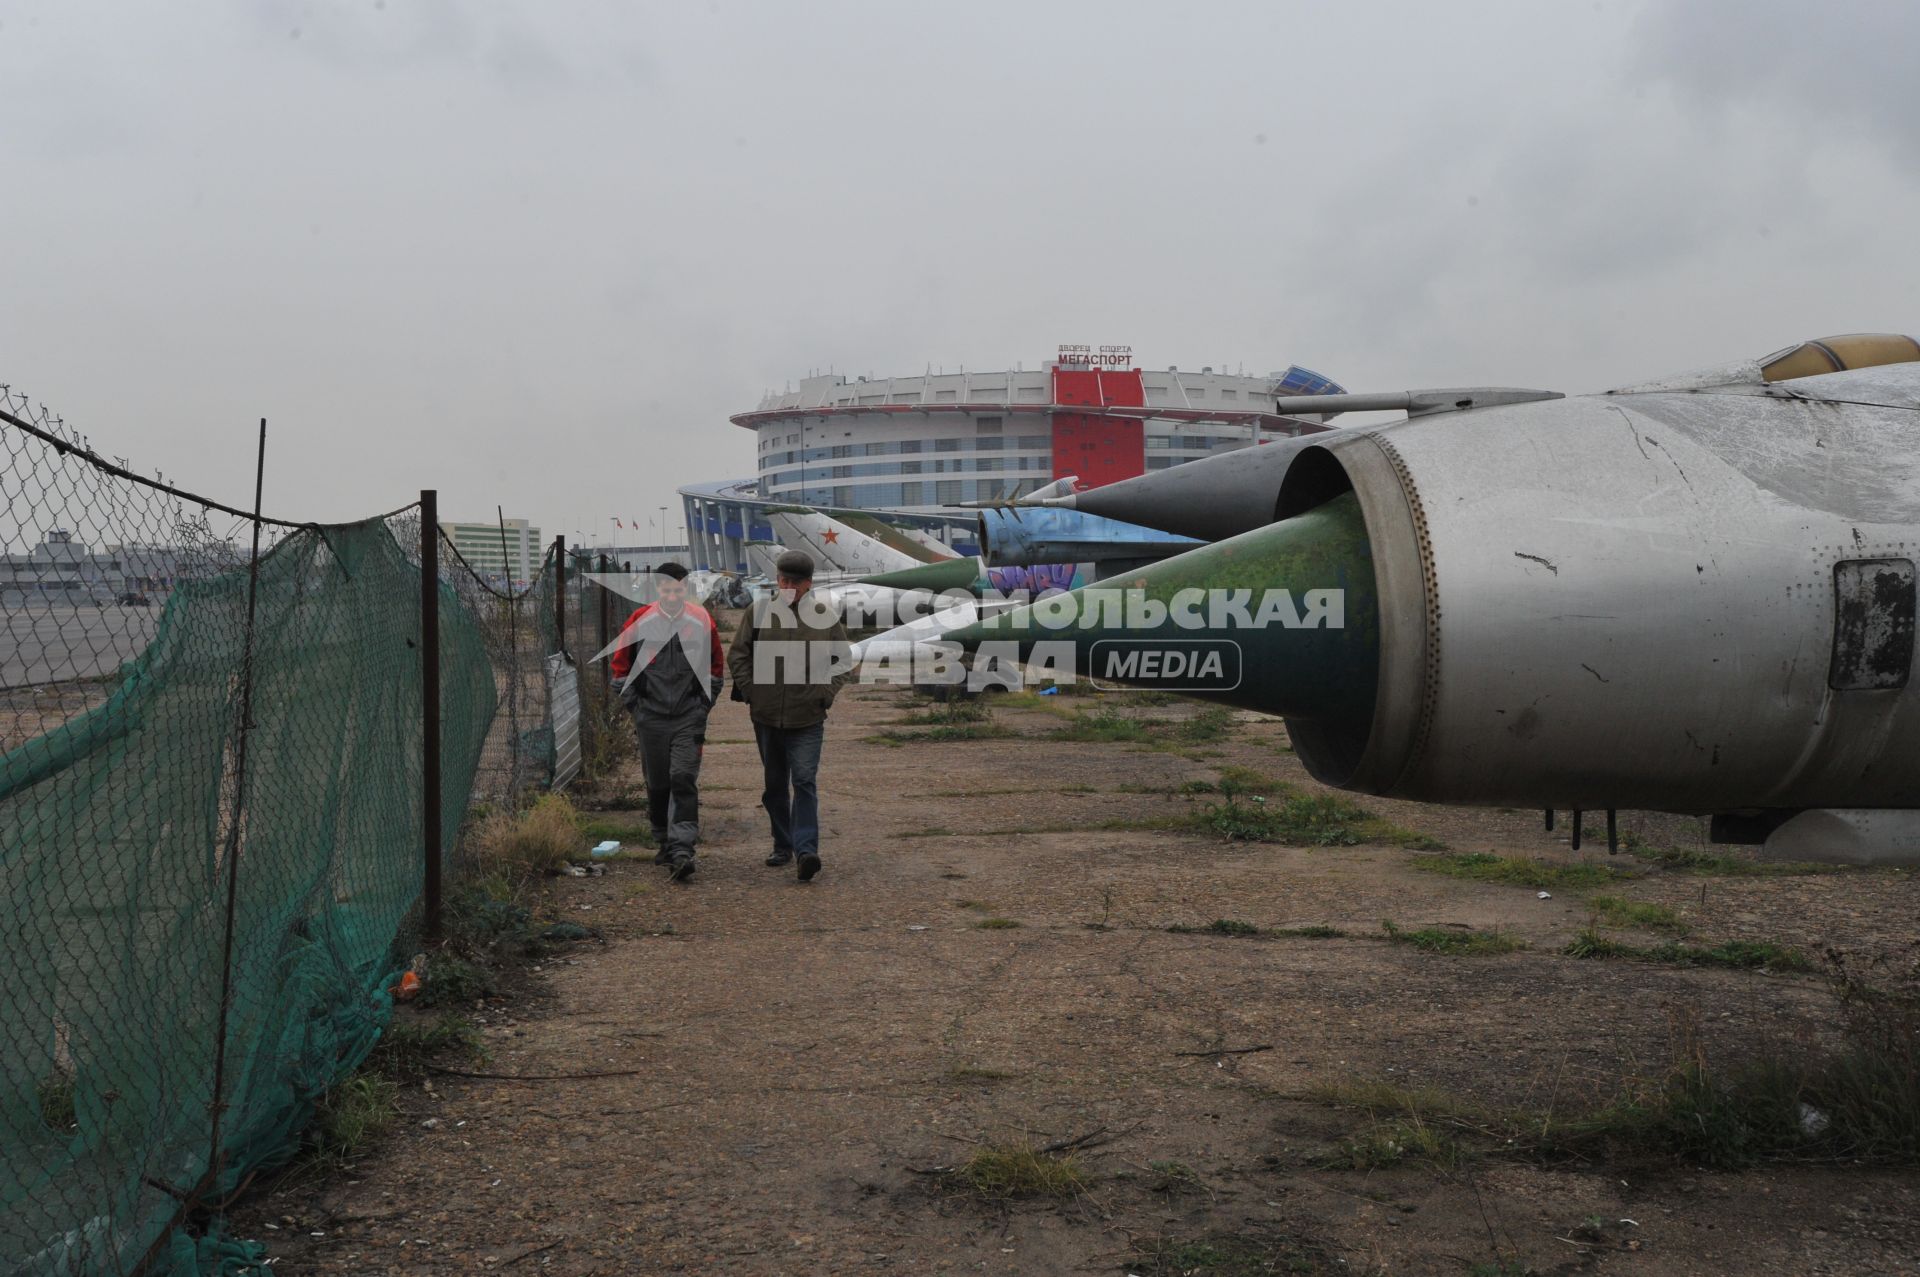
[749,390,1281,519]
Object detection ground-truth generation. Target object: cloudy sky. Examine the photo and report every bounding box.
[3,0,1915,545]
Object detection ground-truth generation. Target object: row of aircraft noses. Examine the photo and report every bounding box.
[747,336,1920,866]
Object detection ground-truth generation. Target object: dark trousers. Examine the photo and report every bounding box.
[633,704,708,859]
[754,721,824,859]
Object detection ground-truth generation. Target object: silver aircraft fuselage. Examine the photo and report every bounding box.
[1311,363,1920,816]
[947,347,1920,861]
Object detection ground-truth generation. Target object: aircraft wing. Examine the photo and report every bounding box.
[896,526,961,560]
[765,508,922,576]
[743,541,785,581]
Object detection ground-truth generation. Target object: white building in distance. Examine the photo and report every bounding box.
[439,518,543,584]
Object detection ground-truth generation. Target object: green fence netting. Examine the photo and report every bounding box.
[437,535,560,814]
[0,389,551,1273]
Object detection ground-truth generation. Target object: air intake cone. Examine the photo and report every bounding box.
[943,491,1379,724]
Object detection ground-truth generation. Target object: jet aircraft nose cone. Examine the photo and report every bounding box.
[942,491,1380,724]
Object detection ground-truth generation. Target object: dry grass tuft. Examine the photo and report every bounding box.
[469,792,582,883]
[950,1141,1089,1197]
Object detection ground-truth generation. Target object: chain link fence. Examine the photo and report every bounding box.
[561,548,631,783]
[435,534,559,814]
[0,387,577,1273]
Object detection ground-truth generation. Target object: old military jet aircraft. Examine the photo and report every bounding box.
[931,334,1920,865]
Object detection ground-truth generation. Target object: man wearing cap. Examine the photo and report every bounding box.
[609,562,725,882]
[727,550,855,882]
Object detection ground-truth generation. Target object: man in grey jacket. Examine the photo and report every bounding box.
[609,563,726,882]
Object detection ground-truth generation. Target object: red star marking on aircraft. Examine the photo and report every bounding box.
[821,529,839,544]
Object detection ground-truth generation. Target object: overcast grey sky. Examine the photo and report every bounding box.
[3,0,1916,546]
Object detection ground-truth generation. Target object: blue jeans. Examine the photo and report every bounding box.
[755,722,824,859]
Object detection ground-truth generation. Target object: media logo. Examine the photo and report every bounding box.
[1088,640,1242,692]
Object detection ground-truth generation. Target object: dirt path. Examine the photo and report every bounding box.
[234,685,1920,1275]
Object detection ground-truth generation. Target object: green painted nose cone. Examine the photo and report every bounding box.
[856,557,983,594]
[943,491,1379,724]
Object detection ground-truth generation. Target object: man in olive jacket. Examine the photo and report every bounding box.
[727,550,855,882]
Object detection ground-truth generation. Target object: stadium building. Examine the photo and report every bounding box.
[680,354,1340,573]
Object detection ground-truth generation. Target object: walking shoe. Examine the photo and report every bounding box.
[653,849,671,866]
[765,850,793,867]
[669,855,697,883]
[797,853,821,883]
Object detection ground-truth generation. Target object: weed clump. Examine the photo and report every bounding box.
[1178,706,1237,741]
[468,792,581,883]
[1562,929,1812,972]
[1214,765,1282,795]
[1412,851,1633,890]
[1145,1160,1201,1192]
[1314,957,1920,1170]
[1309,1077,1495,1172]
[1631,844,1836,877]
[309,1074,399,1168]
[1324,1117,1467,1171]
[1648,938,1814,971]
[895,700,994,726]
[1168,919,1262,937]
[1051,706,1159,745]
[580,690,637,776]
[950,1142,1089,1198]
[1198,792,1371,845]
[418,953,498,1007]
[872,722,1014,743]
[1549,986,1917,1167]
[1382,920,1525,955]
[1586,894,1687,932]
[444,887,533,949]
[1197,789,1442,849]
[1563,927,1635,960]
[578,817,656,847]
[1131,1233,1332,1277]
[374,1013,487,1078]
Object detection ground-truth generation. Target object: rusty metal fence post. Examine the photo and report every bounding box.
[598,553,613,699]
[205,418,271,1200]
[420,488,443,941]
[554,535,567,658]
